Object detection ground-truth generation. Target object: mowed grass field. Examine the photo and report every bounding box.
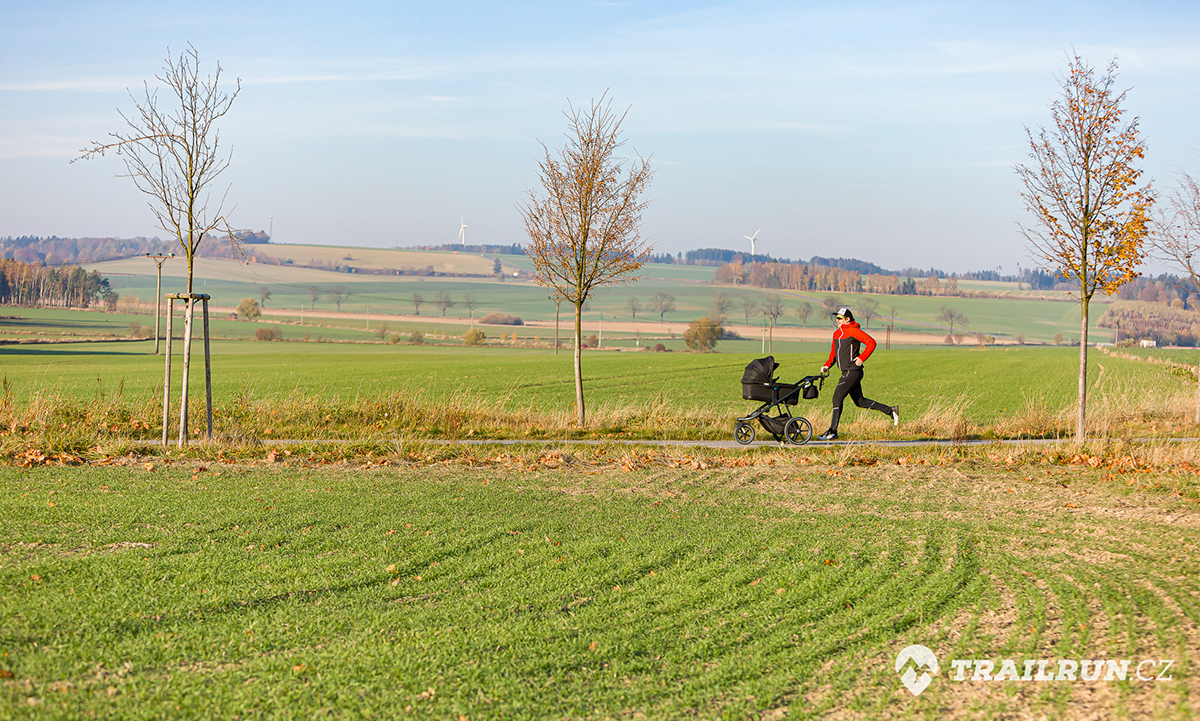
[3,447,1197,719]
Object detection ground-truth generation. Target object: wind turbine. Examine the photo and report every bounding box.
[744,229,760,257]
[459,215,468,244]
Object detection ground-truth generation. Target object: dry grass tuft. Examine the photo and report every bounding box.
[903,393,978,440]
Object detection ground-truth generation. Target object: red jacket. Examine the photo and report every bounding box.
[824,321,876,372]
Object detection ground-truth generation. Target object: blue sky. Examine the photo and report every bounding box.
[2,1,1198,273]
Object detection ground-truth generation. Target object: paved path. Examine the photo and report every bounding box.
[265,437,1197,449]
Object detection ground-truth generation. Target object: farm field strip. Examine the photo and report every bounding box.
[65,247,1125,343]
[2,452,1196,719]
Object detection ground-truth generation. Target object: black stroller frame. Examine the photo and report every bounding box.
[735,356,827,445]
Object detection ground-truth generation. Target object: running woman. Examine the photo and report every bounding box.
[818,307,899,441]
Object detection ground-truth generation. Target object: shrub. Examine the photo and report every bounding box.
[236,298,262,320]
[653,343,667,352]
[1017,333,1025,345]
[409,330,425,345]
[462,329,485,346]
[254,327,282,341]
[389,333,401,345]
[1053,332,1065,346]
[587,335,599,348]
[683,317,722,352]
[480,312,523,326]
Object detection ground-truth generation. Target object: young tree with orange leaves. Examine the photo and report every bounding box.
[1016,54,1154,441]
[521,94,654,426]
[1152,168,1200,422]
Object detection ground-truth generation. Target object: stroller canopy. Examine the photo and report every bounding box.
[741,356,778,386]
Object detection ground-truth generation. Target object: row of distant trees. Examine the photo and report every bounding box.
[0,234,283,269]
[0,258,114,309]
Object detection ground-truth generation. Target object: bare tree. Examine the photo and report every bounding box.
[307,284,321,311]
[796,301,813,327]
[650,292,675,322]
[937,305,969,337]
[740,296,758,324]
[463,292,478,319]
[78,45,240,447]
[411,292,424,316]
[822,296,841,326]
[857,298,880,329]
[627,295,642,321]
[1153,168,1200,422]
[326,285,350,312]
[433,290,455,317]
[259,286,271,308]
[78,45,241,293]
[711,292,733,322]
[1016,54,1154,440]
[520,94,654,426]
[762,296,784,352]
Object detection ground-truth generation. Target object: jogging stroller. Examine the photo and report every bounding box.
[735,356,826,445]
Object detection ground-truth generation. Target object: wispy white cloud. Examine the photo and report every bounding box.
[0,133,81,158]
[0,77,142,93]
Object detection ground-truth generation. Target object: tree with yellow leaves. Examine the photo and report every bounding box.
[1016,54,1154,441]
[520,94,654,426]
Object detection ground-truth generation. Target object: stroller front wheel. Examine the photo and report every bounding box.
[784,417,813,445]
[734,422,755,445]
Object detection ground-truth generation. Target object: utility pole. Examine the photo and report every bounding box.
[146,253,174,355]
[553,298,560,355]
[366,304,370,331]
[599,313,603,348]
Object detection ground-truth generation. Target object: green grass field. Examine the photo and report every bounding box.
[0,340,1181,421]
[3,448,1196,719]
[1,338,1195,445]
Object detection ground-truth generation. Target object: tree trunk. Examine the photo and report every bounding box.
[574,301,585,426]
[1076,298,1089,442]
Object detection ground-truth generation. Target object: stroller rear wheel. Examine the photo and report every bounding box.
[734,422,755,445]
[784,417,813,445]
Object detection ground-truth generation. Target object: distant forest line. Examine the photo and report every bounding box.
[3,233,1196,308]
[6,234,1029,283]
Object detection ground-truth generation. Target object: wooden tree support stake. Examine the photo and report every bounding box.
[162,293,213,447]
